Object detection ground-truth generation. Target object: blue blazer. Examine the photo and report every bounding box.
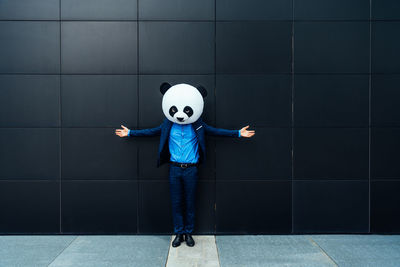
[128,117,239,167]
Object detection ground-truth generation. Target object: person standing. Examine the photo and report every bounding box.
[115,83,255,247]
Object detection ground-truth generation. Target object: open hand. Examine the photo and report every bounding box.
[240,125,255,138]
[115,125,129,137]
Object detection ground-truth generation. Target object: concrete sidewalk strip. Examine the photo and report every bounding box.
[166,235,220,267]
[216,235,337,267]
[310,235,400,267]
[48,235,170,267]
[1,234,400,267]
[0,235,77,267]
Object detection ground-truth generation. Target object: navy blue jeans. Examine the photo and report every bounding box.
[168,164,198,234]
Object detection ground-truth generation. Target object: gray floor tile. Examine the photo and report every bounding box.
[166,235,219,267]
[310,235,400,267]
[216,235,336,267]
[0,235,77,267]
[48,235,170,267]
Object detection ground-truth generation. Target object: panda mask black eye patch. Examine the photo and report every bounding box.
[183,106,193,117]
[169,105,178,117]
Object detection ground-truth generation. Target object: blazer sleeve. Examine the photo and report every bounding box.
[128,124,162,137]
[202,121,240,137]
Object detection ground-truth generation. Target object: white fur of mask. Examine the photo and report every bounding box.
[162,83,204,125]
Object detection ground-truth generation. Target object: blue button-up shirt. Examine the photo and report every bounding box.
[169,123,199,163]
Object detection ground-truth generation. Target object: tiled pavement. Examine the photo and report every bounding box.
[0,235,399,267]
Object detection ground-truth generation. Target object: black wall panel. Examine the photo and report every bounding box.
[138,180,172,233]
[294,0,369,20]
[372,0,400,20]
[216,0,292,20]
[0,0,399,234]
[61,0,137,20]
[294,22,369,73]
[216,75,291,128]
[62,128,137,180]
[139,0,214,20]
[0,181,59,234]
[216,128,292,180]
[294,128,369,180]
[293,181,369,233]
[372,22,400,73]
[61,180,137,233]
[0,128,59,180]
[139,22,214,74]
[294,75,369,127]
[61,75,137,127]
[216,181,292,233]
[371,128,400,179]
[61,22,137,74]
[372,75,400,126]
[0,75,60,127]
[0,22,60,73]
[216,22,292,74]
[371,181,400,233]
[0,0,59,20]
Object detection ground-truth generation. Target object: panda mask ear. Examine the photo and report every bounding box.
[160,82,171,95]
[196,85,207,98]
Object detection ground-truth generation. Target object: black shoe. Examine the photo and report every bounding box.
[172,234,184,247]
[184,233,195,247]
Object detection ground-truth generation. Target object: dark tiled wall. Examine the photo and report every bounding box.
[0,0,399,234]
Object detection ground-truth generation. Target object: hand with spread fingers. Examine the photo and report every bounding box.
[115,125,129,137]
[240,125,255,138]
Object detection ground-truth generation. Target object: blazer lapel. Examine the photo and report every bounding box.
[192,118,203,133]
[159,119,172,152]
[164,119,172,133]
[193,118,205,150]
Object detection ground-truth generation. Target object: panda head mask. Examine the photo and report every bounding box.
[160,82,207,125]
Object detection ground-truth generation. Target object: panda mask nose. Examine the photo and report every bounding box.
[177,117,184,122]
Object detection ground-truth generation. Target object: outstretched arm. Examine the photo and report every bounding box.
[115,124,162,137]
[203,122,255,138]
